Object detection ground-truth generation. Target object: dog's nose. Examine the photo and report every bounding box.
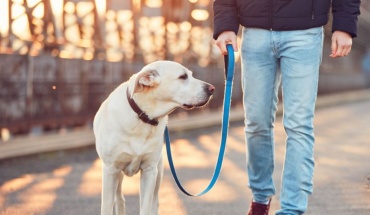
[208,84,215,94]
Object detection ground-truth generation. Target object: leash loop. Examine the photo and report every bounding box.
[165,44,235,196]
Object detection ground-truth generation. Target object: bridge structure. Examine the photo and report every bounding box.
[0,0,369,136]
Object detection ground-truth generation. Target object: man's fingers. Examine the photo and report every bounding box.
[331,42,352,57]
[216,40,228,55]
[330,36,338,57]
[336,47,345,57]
[330,31,352,58]
[215,31,238,55]
[224,41,238,53]
[345,46,352,56]
[228,37,238,52]
[231,41,238,52]
[342,41,352,56]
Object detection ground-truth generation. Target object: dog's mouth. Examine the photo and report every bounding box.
[182,97,212,110]
[182,104,196,110]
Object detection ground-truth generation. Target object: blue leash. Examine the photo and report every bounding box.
[164,44,235,196]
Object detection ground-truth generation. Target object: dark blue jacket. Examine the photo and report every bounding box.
[213,0,361,39]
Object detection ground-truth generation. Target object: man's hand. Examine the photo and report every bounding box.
[215,31,238,55]
[330,31,353,58]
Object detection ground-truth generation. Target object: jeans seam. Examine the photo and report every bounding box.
[267,62,278,198]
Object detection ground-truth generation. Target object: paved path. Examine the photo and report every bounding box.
[1,100,370,215]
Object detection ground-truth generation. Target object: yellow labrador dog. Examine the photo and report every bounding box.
[93,61,214,215]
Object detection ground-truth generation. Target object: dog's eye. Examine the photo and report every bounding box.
[178,74,188,80]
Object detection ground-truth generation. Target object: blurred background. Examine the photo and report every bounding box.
[0,0,370,139]
[1,1,370,215]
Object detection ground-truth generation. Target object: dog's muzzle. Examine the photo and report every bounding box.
[183,84,214,109]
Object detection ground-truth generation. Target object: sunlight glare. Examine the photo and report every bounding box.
[184,179,237,202]
[78,159,102,196]
[10,1,31,41]
[11,3,25,19]
[191,9,209,21]
[162,139,210,168]
[53,166,72,177]
[167,22,179,34]
[0,1,9,37]
[64,2,75,14]
[18,178,64,214]
[50,0,63,16]
[95,0,106,18]
[117,10,133,23]
[1,128,11,142]
[27,0,41,8]
[49,0,63,40]
[1,175,34,194]
[159,177,187,215]
[12,14,31,40]
[180,21,192,32]
[145,0,162,8]
[77,2,93,17]
[32,2,44,19]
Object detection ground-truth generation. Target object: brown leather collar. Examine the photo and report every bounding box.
[126,88,159,126]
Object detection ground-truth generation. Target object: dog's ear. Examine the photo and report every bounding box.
[130,69,159,96]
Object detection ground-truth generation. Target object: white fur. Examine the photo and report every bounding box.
[93,61,214,215]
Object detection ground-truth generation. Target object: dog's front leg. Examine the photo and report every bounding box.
[115,172,125,215]
[151,155,163,215]
[140,165,158,215]
[101,164,120,215]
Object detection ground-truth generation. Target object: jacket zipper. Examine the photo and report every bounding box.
[269,0,273,29]
[311,0,315,20]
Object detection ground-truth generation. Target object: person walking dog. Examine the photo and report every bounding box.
[213,0,361,214]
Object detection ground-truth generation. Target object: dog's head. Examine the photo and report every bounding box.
[129,61,214,112]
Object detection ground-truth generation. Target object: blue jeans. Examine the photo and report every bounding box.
[241,27,324,215]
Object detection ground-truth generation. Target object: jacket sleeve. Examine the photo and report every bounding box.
[213,0,240,40]
[331,0,361,38]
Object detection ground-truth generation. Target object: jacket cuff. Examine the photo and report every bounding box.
[332,16,358,38]
[213,20,240,40]
[213,4,240,39]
